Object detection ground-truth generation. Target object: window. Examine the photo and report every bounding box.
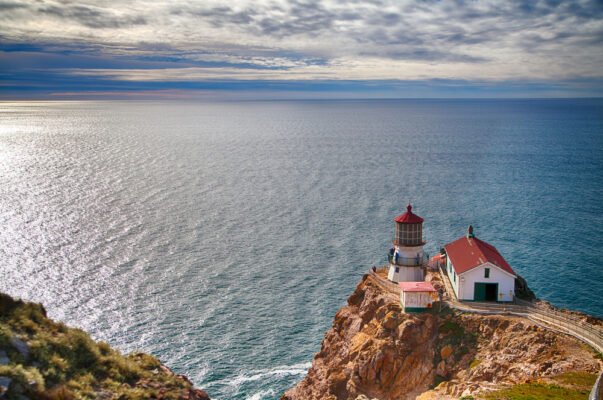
[395,267,399,273]
[485,268,490,278]
[396,223,422,245]
[454,271,456,282]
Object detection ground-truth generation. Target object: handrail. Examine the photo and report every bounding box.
[590,371,602,400]
[369,268,401,294]
[388,254,429,267]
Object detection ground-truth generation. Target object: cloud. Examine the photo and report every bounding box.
[37,4,147,29]
[0,1,26,11]
[0,0,602,97]
[0,1,147,29]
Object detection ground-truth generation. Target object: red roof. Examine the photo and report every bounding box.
[398,281,436,292]
[394,204,424,224]
[444,236,515,276]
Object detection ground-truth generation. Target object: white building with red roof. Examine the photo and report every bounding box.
[444,226,516,302]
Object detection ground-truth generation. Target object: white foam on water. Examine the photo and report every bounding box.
[247,388,276,400]
[233,362,312,385]
[213,362,312,388]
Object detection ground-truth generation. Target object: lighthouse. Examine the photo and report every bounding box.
[387,204,426,283]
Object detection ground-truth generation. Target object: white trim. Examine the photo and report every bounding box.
[458,261,516,279]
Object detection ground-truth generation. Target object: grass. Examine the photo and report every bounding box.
[481,372,597,400]
[0,292,194,399]
[440,320,470,345]
[481,383,590,400]
[550,372,597,387]
[437,319,477,363]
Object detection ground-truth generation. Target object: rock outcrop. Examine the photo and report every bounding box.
[282,274,601,400]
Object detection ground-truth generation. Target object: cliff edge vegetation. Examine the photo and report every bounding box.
[283,273,601,400]
[0,292,210,400]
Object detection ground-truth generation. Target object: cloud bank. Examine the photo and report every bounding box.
[1,0,602,98]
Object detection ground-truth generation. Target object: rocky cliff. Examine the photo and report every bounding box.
[0,292,210,400]
[282,274,601,400]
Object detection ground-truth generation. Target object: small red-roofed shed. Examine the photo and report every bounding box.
[399,281,438,312]
[444,226,516,302]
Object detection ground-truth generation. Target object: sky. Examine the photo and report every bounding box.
[1,0,603,99]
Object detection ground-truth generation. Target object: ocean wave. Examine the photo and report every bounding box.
[230,362,312,386]
[247,388,275,400]
[207,362,311,389]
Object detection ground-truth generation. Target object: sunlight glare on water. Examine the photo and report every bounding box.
[1,99,602,399]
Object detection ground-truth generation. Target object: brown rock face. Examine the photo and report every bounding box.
[282,274,601,400]
[282,275,440,400]
[439,346,453,360]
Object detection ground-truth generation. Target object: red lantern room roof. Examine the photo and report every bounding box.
[394,204,424,224]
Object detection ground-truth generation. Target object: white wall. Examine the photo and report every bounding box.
[459,262,515,302]
[447,257,460,299]
[388,264,424,282]
[402,291,436,309]
[395,244,424,259]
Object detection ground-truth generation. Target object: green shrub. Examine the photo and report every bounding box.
[101,353,143,382]
[10,302,47,334]
[0,325,11,347]
[440,320,463,335]
[0,364,45,391]
[69,329,101,370]
[0,292,195,399]
[97,341,112,356]
[66,372,97,399]
[37,385,75,400]
[432,375,447,388]
[0,293,23,315]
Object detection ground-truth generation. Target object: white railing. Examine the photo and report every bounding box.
[369,267,400,294]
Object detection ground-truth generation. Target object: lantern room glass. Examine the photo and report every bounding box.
[396,222,423,246]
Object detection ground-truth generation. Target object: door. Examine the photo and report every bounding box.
[474,283,486,301]
[474,283,498,301]
[485,283,498,301]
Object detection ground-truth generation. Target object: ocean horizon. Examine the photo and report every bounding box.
[1,98,602,399]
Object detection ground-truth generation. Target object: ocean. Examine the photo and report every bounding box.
[1,98,602,399]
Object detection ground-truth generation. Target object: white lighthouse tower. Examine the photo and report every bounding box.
[387,204,426,283]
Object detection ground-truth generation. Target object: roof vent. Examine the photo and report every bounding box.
[467,225,475,239]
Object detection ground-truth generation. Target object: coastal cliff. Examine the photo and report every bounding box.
[282,273,601,400]
[0,293,210,400]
